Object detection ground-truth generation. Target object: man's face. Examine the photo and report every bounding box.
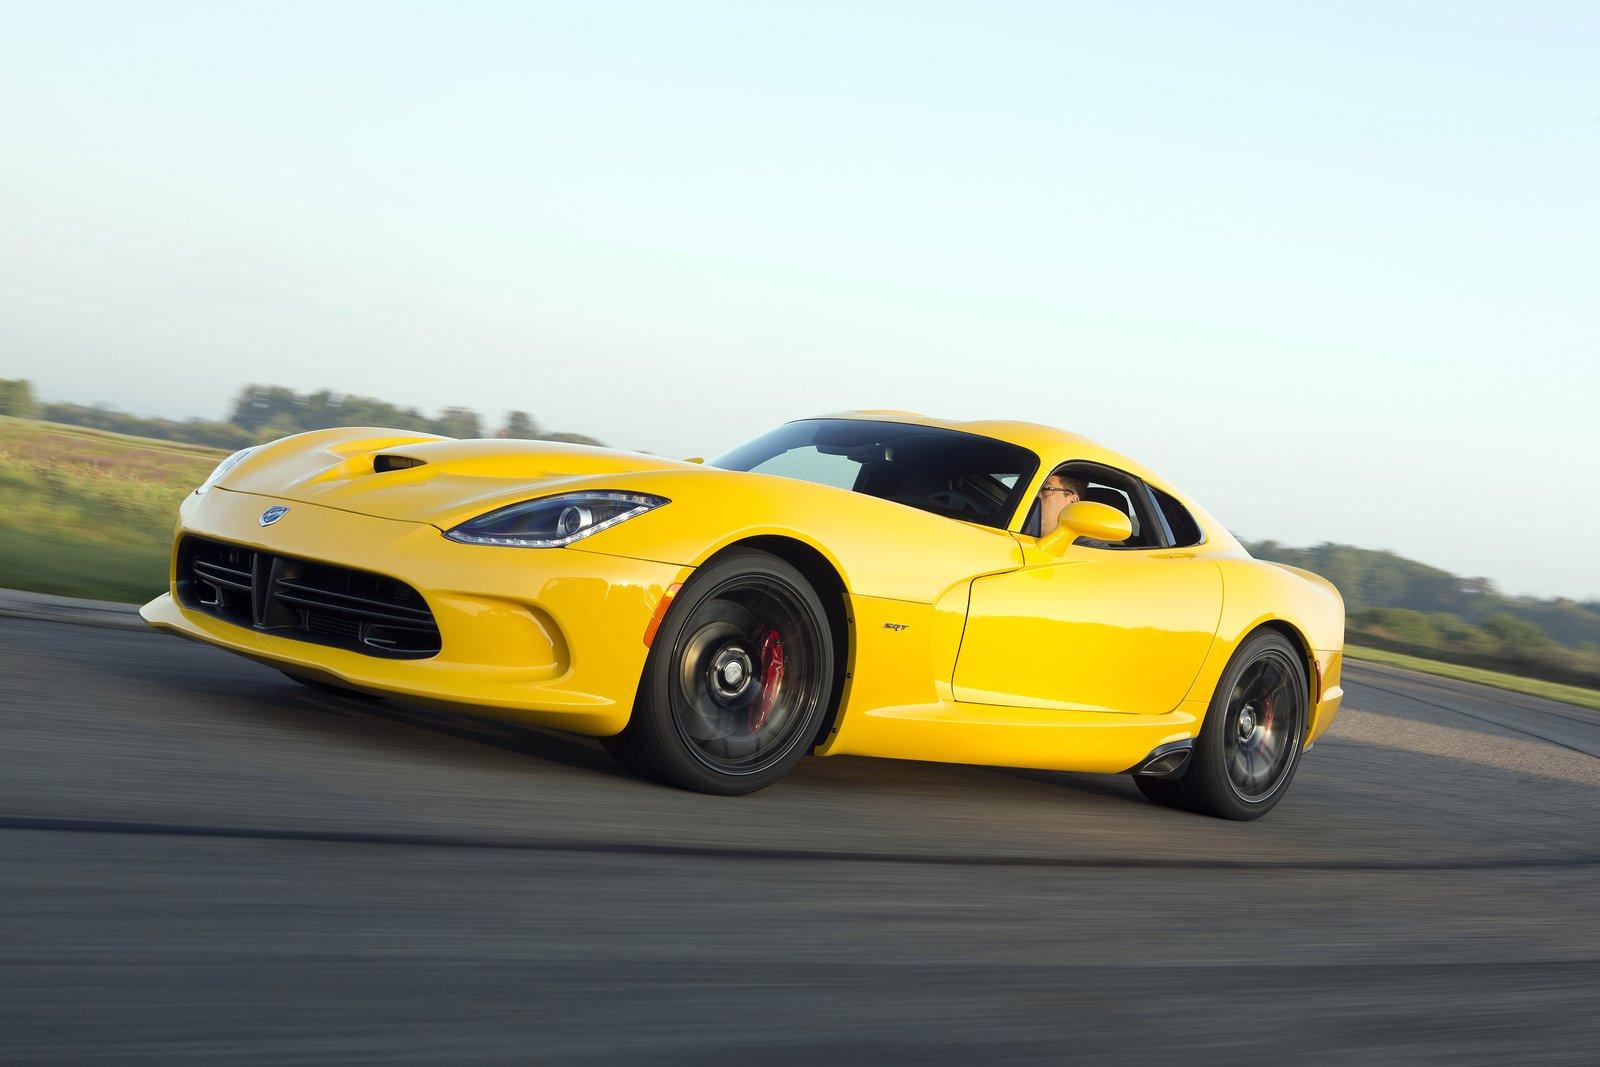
[1039,476,1080,535]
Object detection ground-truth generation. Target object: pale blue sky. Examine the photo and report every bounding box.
[2,2,1596,597]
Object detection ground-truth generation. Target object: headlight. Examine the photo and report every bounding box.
[194,447,258,495]
[444,491,668,548]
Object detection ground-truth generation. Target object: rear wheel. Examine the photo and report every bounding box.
[1135,630,1308,820]
[604,548,834,795]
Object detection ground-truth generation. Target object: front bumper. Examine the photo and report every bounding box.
[141,487,690,735]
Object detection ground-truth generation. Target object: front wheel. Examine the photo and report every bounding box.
[603,548,835,795]
[1136,630,1308,820]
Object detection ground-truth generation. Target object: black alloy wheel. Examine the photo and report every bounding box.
[1135,630,1309,820]
[1221,651,1302,803]
[602,548,835,795]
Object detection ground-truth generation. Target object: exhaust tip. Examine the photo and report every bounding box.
[1131,739,1194,779]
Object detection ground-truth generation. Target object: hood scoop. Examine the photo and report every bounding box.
[373,454,427,473]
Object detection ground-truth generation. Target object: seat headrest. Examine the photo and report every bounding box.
[1083,486,1130,514]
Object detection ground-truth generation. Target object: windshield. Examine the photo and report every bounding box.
[710,419,1039,529]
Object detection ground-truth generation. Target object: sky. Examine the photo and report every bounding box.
[2,2,1596,598]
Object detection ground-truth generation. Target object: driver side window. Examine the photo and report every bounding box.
[1026,462,1164,549]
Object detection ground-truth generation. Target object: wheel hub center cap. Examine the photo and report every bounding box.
[1238,707,1257,740]
[709,647,754,701]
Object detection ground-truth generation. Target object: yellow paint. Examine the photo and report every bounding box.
[953,550,1222,716]
[142,484,687,736]
[1038,499,1132,552]
[144,413,1345,773]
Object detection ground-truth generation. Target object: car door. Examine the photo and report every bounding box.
[951,464,1223,716]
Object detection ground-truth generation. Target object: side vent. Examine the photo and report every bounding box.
[373,454,426,473]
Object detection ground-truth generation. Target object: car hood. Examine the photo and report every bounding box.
[219,428,702,528]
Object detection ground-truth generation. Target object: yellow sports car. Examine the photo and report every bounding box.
[142,412,1344,819]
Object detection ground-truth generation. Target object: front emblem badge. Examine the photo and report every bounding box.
[259,506,290,526]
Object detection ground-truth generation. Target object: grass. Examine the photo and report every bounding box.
[1,415,224,468]
[0,528,175,603]
[0,416,219,602]
[1346,644,1600,711]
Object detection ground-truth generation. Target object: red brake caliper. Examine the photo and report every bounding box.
[750,628,784,733]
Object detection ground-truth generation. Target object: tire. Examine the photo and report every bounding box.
[280,670,382,702]
[599,733,651,777]
[1135,630,1308,821]
[605,548,835,795]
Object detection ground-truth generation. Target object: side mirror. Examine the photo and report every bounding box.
[1037,500,1133,555]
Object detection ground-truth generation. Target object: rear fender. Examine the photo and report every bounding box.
[1181,557,1345,729]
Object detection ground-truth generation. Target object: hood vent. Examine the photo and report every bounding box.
[373,454,427,473]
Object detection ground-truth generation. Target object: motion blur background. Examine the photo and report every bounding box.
[4,5,1600,1062]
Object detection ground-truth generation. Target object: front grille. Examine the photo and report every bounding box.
[177,535,441,659]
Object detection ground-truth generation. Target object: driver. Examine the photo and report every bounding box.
[1039,473,1087,535]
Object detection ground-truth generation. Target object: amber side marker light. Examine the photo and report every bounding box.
[642,583,683,648]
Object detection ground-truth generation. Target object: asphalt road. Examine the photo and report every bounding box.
[3,615,1598,1064]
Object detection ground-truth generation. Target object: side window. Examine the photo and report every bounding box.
[1149,485,1204,547]
[1037,462,1164,549]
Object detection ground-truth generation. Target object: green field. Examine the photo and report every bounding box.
[1343,645,1600,711]
[0,416,221,601]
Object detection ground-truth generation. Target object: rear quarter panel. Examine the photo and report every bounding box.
[1182,556,1346,739]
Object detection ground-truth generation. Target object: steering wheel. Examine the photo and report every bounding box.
[925,489,983,515]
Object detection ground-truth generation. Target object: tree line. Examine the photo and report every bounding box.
[1246,540,1600,689]
[0,379,602,451]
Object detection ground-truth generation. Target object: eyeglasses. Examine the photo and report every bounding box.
[1041,486,1079,496]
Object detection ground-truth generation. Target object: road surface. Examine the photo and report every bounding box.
[3,615,1597,1062]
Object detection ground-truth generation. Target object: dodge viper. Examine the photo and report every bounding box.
[141,412,1344,819]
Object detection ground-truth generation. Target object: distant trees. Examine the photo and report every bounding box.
[228,384,442,436]
[0,379,39,418]
[500,411,538,438]
[433,407,483,439]
[228,385,301,434]
[537,430,605,447]
[32,399,255,449]
[1245,540,1600,649]
[24,380,604,453]
[495,410,601,445]
[1247,541,1600,688]
[225,385,552,442]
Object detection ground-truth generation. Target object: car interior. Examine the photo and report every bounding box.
[735,421,1038,530]
[1021,462,1165,549]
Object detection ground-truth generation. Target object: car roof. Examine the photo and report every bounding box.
[798,410,1240,552]
[808,409,1157,484]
